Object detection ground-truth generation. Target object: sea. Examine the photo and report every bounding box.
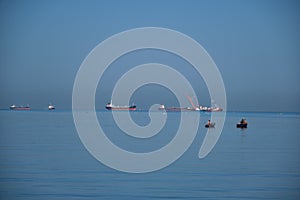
[0,110,299,199]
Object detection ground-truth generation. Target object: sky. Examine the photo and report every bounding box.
[0,0,299,112]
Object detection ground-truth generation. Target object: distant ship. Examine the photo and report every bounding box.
[199,105,223,112]
[158,104,193,112]
[10,104,31,110]
[158,96,223,112]
[187,96,223,112]
[48,104,55,110]
[105,100,136,111]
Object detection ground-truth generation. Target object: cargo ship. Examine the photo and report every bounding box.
[105,100,136,111]
[10,104,31,110]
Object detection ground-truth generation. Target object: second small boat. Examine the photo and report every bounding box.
[237,118,248,128]
[48,103,55,110]
[205,120,215,128]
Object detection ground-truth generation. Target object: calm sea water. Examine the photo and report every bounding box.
[0,110,299,199]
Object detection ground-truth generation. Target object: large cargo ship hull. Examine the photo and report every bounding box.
[10,107,31,110]
[10,105,31,110]
[105,101,136,111]
[105,106,136,111]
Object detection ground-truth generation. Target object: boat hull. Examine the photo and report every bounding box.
[10,107,31,110]
[236,123,247,128]
[158,107,193,112]
[105,105,136,111]
[205,123,215,128]
[201,108,223,112]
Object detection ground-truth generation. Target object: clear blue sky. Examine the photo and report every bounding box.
[0,0,299,112]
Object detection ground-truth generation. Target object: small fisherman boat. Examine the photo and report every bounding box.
[205,122,215,128]
[237,118,248,128]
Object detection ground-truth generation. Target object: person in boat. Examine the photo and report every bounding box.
[240,118,247,125]
[207,120,211,125]
[205,120,215,128]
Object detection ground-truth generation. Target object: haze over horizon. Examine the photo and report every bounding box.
[1,0,299,112]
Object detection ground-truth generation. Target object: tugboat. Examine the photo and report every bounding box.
[48,103,55,110]
[10,104,31,110]
[105,100,136,111]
